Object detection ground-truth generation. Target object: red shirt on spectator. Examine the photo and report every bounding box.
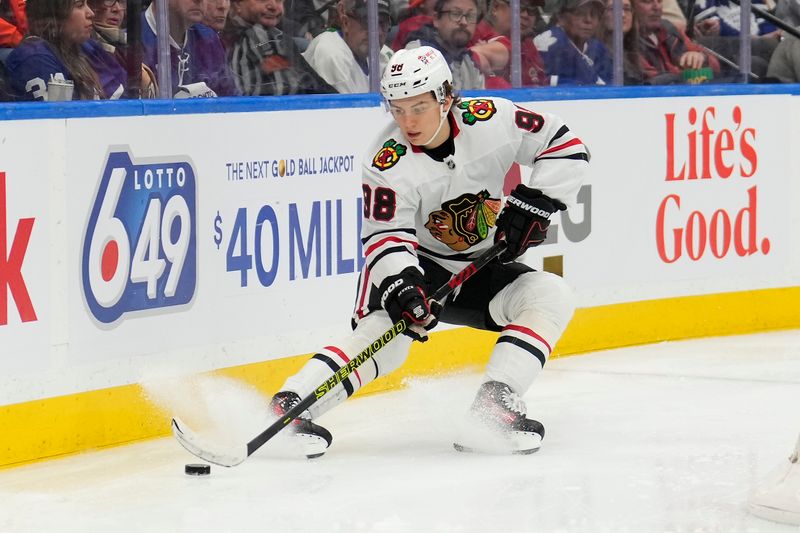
[474,19,546,87]
[473,18,497,43]
[392,14,432,50]
[639,20,720,81]
[0,0,27,48]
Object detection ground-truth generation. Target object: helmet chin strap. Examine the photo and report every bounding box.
[420,102,450,148]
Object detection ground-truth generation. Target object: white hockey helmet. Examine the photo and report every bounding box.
[380,46,453,104]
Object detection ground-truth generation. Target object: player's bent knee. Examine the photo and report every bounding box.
[495,271,575,331]
[529,271,576,322]
[372,335,413,376]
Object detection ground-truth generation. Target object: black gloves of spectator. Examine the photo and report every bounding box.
[379,267,441,342]
[495,184,566,262]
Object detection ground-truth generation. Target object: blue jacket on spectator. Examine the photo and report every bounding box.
[6,38,126,100]
[533,25,612,86]
[141,12,239,97]
[692,0,778,37]
[83,39,127,99]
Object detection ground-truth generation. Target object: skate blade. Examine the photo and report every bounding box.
[453,430,542,455]
[454,442,541,455]
[747,458,800,526]
[296,432,330,460]
[748,502,800,526]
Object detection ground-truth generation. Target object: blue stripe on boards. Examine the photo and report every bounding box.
[464,83,800,102]
[2,84,799,121]
[0,93,381,121]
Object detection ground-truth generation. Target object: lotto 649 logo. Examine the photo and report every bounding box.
[82,151,197,324]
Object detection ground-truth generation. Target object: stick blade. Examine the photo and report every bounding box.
[171,417,248,468]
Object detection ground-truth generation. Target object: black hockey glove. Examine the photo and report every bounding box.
[495,184,566,262]
[379,267,441,342]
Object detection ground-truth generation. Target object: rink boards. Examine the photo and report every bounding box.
[1,87,799,467]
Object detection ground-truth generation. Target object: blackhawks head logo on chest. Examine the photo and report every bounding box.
[425,190,502,251]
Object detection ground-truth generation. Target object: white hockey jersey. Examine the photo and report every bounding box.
[356,96,589,319]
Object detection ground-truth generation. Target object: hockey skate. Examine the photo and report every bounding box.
[748,439,800,526]
[270,391,333,459]
[453,381,544,455]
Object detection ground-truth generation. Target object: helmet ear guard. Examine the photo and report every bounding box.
[432,82,448,105]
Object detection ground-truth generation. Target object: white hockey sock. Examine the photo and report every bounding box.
[281,348,365,419]
[484,322,552,394]
[280,313,412,419]
[484,272,574,394]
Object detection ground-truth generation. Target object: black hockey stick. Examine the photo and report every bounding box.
[172,241,507,467]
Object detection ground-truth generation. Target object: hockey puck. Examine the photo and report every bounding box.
[184,463,211,476]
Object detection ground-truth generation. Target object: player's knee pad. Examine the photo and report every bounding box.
[349,311,414,379]
[489,271,575,337]
[307,313,412,419]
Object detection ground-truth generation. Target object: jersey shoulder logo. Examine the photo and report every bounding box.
[372,139,407,171]
[458,99,497,126]
[424,189,501,251]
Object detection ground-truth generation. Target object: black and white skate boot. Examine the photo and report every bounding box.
[270,391,333,459]
[453,381,544,455]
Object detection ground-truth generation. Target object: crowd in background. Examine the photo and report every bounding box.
[0,0,798,101]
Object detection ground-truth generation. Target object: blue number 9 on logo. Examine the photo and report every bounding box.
[82,151,197,324]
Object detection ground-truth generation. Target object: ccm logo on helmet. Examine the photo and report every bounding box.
[388,82,406,88]
[506,196,553,218]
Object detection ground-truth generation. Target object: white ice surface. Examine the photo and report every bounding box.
[2,330,800,533]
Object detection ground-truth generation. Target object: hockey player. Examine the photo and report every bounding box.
[270,45,589,458]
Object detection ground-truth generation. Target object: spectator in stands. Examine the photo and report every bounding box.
[89,0,125,35]
[634,0,719,84]
[220,0,260,50]
[767,1,800,82]
[480,0,547,85]
[775,0,800,28]
[661,0,686,32]
[6,0,127,100]
[222,0,307,53]
[274,1,314,50]
[204,0,232,32]
[393,0,436,49]
[227,0,335,94]
[303,0,394,93]
[0,0,27,62]
[600,0,644,84]
[767,34,800,81]
[405,0,511,89]
[688,0,779,78]
[142,0,239,96]
[544,0,685,28]
[283,0,336,38]
[534,0,612,85]
[89,0,158,97]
